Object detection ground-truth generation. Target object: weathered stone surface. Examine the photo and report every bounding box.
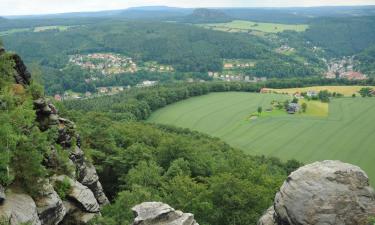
[35,182,66,225]
[77,162,109,206]
[260,160,375,225]
[0,185,5,204]
[0,192,41,225]
[61,201,99,225]
[132,202,199,225]
[257,206,277,225]
[11,53,31,85]
[52,175,100,213]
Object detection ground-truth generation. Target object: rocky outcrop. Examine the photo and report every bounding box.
[70,147,109,206]
[35,183,66,225]
[11,53,31,86]
[60,200,100,225]
[33,98,109,208]
[52,175,100,213]
[259,160,375,225]
[0,185,5,204]
[0,49,108,224]
[0,193,41,225]
[132,202,199,225]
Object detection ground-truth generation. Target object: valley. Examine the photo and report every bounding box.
[1,4,375,225]
[149,91,375,184]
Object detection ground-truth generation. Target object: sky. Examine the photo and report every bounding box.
[1,0,375,16]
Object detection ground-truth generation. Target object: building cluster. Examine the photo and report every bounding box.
[223,62,255,69]
[144,63,174,72]
[275,45,295,54]
[69,53,137,75]
[208,72,267,83]
[325,57,366,80]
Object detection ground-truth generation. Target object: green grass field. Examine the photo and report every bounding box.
[199,20,309,34]
[148,92,375,185]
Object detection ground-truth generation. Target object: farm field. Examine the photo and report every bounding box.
[148,92,375,184]
[198,20,309,33]
[264,85,375,96]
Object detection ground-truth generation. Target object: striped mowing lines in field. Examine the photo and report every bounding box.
[148,92,375,185]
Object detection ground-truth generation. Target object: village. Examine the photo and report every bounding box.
[324,56,367,80]
[69,53,175,76]
[69,53,138,75]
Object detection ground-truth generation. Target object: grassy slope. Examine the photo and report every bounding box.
[148,92,375,185]
[199,20,308,33]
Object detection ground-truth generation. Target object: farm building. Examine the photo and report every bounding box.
[287,103,300,114]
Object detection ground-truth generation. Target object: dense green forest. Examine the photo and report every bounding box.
[0,46,301,225]
[2,19,326,94]
[67,113,300,225]
[356,45,375,77]
[304,17,375,56]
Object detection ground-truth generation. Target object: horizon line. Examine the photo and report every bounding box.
[2,4,375,17]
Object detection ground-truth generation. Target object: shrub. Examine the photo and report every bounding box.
[54,177,72,200]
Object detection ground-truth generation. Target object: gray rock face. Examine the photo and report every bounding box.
[11,53,31,86]
[257,207,277,225]
[70,146,109,206]
[52,175,100,213]
[132,202,199,225]
[35,183,66,225]
[61,201,100,225]
[259,160,375,225]
[0,193,41,225]
[0,185,5,204]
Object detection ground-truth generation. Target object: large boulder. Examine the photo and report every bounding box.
[132,202,199,225]
[0,192,41,225]
[259,160,375,225]
[35,183,66,225]
[0,185,5,204]
[52,175,100,213]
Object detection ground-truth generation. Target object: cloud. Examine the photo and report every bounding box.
[1,0,375,16]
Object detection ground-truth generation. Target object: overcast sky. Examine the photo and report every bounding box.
[1,0,375,16]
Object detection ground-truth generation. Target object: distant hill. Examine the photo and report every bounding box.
[120,6,192,19]
[181,8,232,23]
[221,5,375,24]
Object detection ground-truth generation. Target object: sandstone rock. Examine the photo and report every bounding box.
[132,202,199,225]
[267,160,375,225]
[0,192,41,225]
[35,182,66,225]
[77,162,109,206]
[0,185,5,204]
[61,201,99,225]
[52,175,100,213]
[11,54,31,85]
[257,206,277,225]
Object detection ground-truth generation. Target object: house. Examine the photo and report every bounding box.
[224,63,234,69]
[341,71,367,80]
[260,88,271,94]
[294,92,304,99]
[54,94,62,101]
[287,103,300,114]
[98,87,109,94]
[306,91,318,97]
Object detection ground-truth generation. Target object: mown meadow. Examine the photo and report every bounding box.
[148,92,375,184]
